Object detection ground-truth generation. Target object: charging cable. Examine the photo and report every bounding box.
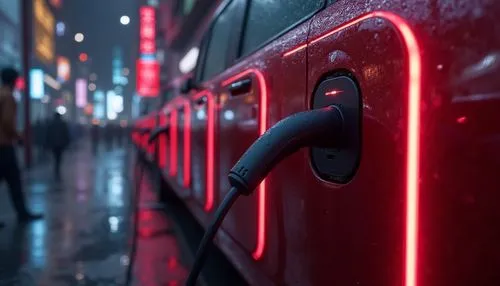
[186,105,344,285]
[148,125,170,144]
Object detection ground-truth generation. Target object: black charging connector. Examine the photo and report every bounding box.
[186,105,345,285]
[229,105,343,195]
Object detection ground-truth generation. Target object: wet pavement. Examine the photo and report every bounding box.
[0,139,188,286]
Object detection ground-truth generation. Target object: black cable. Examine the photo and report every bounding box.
[186,187,241,286]
[186,105,344,285]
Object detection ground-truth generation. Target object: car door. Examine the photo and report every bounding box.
[264,2,417,285]
[213,0,325,280]
[187,0,246,217]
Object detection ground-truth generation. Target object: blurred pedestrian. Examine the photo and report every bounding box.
[0,67,43,226]
[46,112,70,180]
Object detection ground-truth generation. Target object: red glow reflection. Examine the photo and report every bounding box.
[139,210,153,221]
[456,116,467,124]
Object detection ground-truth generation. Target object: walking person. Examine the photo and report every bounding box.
[46,112,70,180]
[0,67,43,227]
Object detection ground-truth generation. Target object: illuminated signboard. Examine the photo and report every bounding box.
[106,90,118,120]
[112,47,127,85]
[30,69,44,99]
[137,6,159,97]
[93,90,105,119]
[139,6,156,55]
[75,78,87,107]
[57,56,70,82]
[136,58,159,97]
[34,0,55,63]
[111,94,123,113]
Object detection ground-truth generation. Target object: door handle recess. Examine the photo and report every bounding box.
[228,78,252,96]
[194,96,207,107]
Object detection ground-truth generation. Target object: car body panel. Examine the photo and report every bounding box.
[135,0,500,285]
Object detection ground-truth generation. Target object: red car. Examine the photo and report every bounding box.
[146,1,500,285]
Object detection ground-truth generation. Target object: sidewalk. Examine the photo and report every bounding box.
[0,138,188,286]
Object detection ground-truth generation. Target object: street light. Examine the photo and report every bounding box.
[120,15,130,25]
[74,33,84,42]
[56,106,67,115]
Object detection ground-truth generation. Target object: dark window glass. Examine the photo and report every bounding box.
[202,0,239,80]
[242,0,323,56]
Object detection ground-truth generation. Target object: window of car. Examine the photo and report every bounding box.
[201,0,241,81]
[241,0,324,56]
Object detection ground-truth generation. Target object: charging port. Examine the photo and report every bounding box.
[310,75,362,183]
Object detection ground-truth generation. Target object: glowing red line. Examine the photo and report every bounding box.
[205,93,215,211]
[282,43,307,57]
[375,12,421,286]
[284,11,422,286]
[169,110,178,176]
[192,90,216,211]
[183,101,192,188]
[222,69,268,260]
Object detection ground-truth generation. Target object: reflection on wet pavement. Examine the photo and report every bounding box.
[0,139,188,286]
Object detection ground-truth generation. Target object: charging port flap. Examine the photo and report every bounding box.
[310,75,362,184]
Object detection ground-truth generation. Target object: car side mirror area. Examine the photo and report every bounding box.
[180,78,198,94]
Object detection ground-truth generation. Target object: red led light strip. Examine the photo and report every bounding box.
[169,109,178,176]
[183,100,192,188]
[283,11,421,286]
[222,69,268,260]
[158,114,168,169]
[282,43,307,57]
[206,94,215,211]
[193,91,216,212]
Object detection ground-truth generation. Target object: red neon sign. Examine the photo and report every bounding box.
[136,59,160,97]
[139,6,156,54]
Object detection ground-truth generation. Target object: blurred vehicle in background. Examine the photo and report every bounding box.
[133,0,500,285]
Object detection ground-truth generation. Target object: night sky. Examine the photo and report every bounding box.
[58,0,139,107]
